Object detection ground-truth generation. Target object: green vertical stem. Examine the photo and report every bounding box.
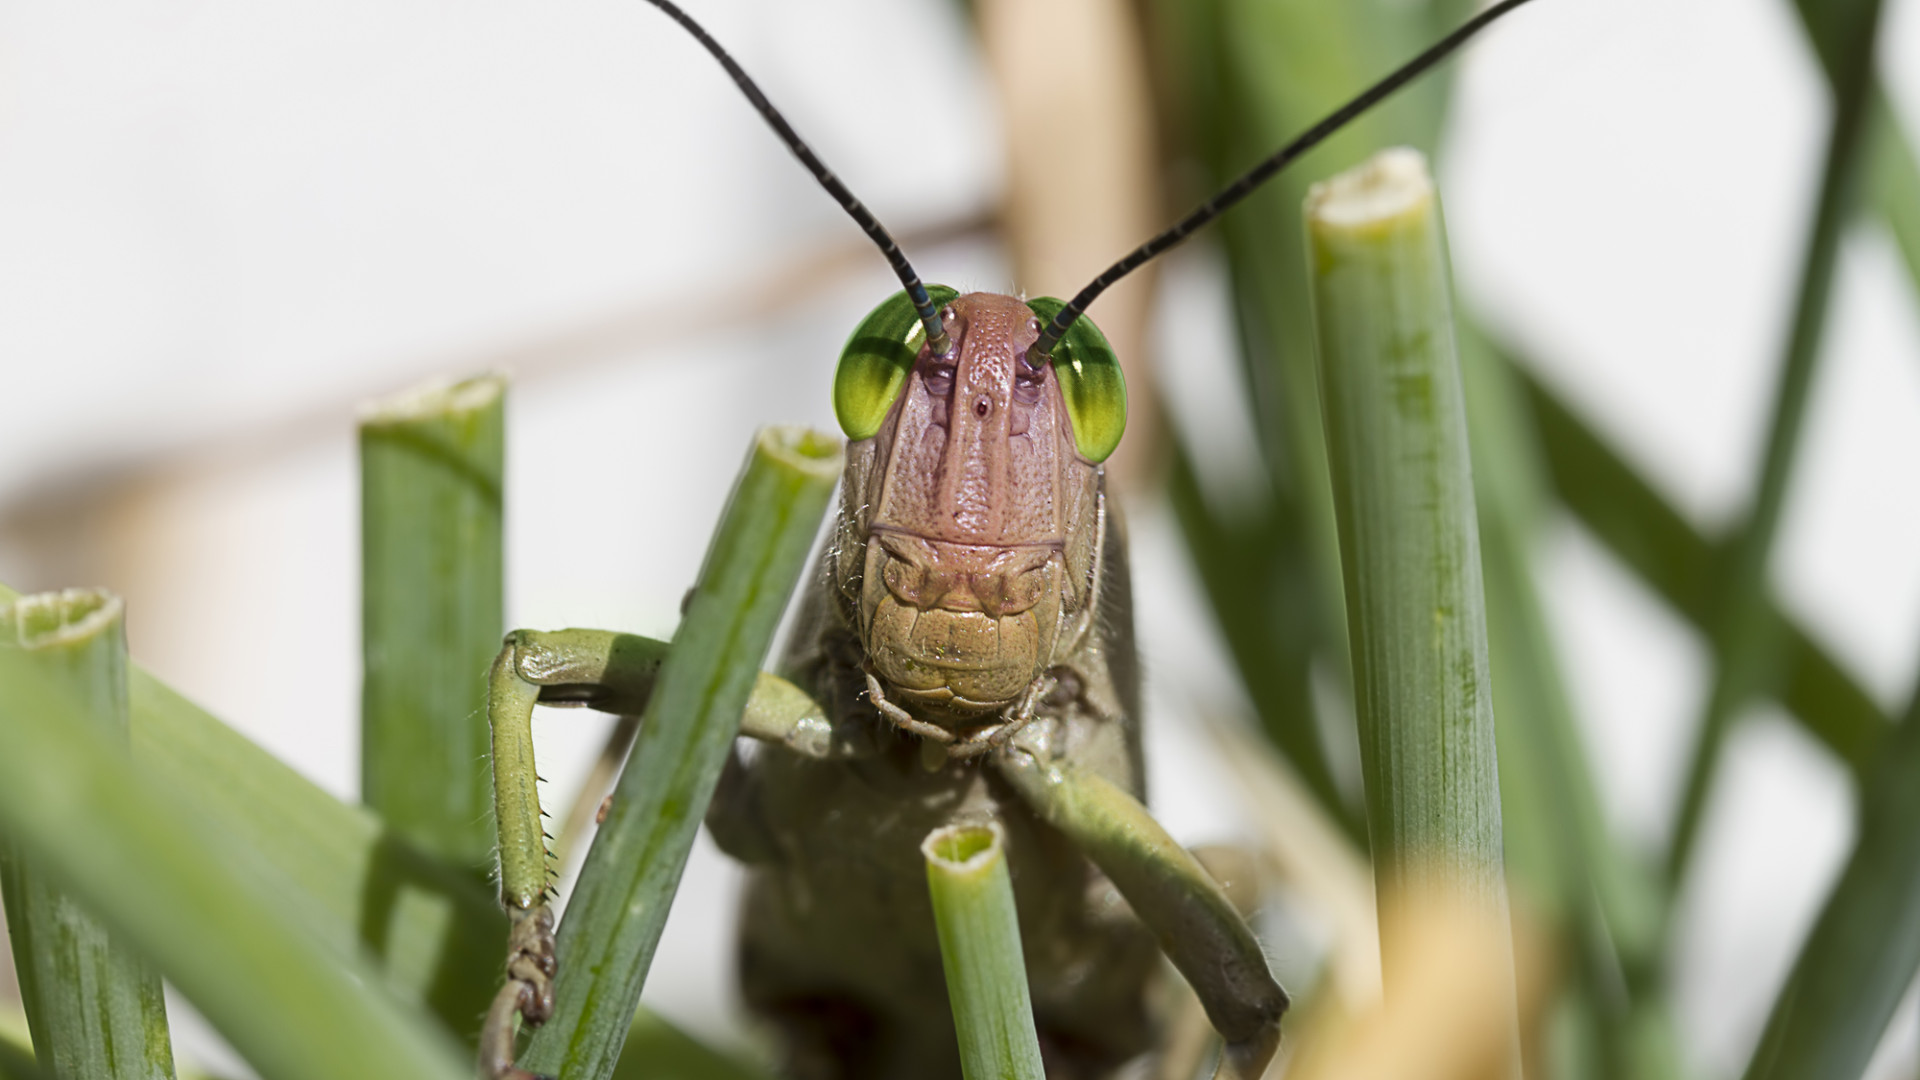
[360,373,506,874]
[517,426,841,1080]
[1666,0,1887,886]
[0,590,175,1080]
[922,824,1045,1080]
[1305,149,1510,986]
[1142,0,1466,825]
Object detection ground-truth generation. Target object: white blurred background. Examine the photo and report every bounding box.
[1,0,1918,1076]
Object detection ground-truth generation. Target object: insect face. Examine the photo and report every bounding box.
[835,291,1107,720]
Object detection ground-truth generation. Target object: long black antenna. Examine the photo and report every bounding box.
[1026,0,1540,366]
[641,0,952,355]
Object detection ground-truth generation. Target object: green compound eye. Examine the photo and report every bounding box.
[833,285,960,441]
[1026,297,1127,463]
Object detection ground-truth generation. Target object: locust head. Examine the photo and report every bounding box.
[831,289,1125,729]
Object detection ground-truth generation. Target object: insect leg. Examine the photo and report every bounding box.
[482,628,846,1079]
[993,733,1287,1080]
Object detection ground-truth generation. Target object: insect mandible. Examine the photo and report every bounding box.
[480,2,1541,1077]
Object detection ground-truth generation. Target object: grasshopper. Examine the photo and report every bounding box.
[482,2,1538,1077]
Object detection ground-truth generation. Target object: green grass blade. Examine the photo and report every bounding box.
[0,591,175,1080]
[922,824,1045,1080]
[1666,0,1887,885]
[129,657,504,1038]
[1305,149,1509,958]
[0,627,471,1080]
[1742,708,1920,1080]
[360,374,506,874]
[1512,365,1891,770]
[518,426,842,1080]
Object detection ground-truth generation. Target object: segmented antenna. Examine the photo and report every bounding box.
[1027,0,1541,366]
[641,0,952,356]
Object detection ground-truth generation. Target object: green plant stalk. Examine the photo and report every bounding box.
[1742,700,1920,1080]
[1149,0,1495,841]
[0,591,175,1080]
[921,824,1045,1080]
[518,426,842,1080]
[0,633,471,1080]
[1144,0,1472,826]
[1306,149,1509,973]
[360,374,506,874]
[1667,0,1887,887]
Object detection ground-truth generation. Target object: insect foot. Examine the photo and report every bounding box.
[478,905,557,1080]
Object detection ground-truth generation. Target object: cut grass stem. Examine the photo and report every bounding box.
[1305,149,1511,994]
[0,590,175,1080]
[516,426,842,1080]
[922,824,1045,1080]
[360,373,507,875]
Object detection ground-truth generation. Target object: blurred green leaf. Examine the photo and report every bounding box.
[1512,364,1892,771]
[1743,710,1920,1080]
[1666,0,1886,885]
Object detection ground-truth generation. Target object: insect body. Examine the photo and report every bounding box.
[481,2,1541,1077]
[708,289,1165,1078]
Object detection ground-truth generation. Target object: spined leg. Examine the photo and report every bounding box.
[481,627,848,1080]
[992,728,1289,1080]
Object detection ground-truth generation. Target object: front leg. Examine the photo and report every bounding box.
[992,726,1288,1080]
[482,627,851,1080]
